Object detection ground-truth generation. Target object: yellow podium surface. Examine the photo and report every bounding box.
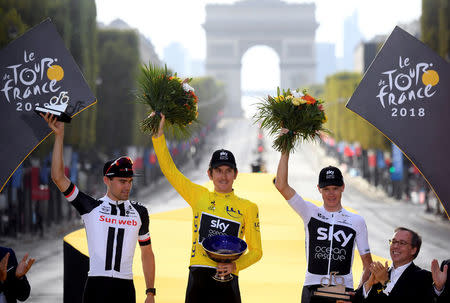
[64,173,387,302]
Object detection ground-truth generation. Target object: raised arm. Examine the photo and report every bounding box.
[275,151,296,200]
[41,113,71,192]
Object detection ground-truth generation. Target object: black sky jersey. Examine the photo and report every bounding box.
[64,183,151,280]
[288,193,370,288]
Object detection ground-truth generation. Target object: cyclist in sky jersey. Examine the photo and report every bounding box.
[152,114,262,303]
[42,113,156,303]
[275,146,372,303]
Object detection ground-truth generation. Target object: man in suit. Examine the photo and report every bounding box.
[361,227,435,302]
[0,246,34,303]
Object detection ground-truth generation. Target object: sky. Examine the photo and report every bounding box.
[95,0,422,59]
[95,0,422,93]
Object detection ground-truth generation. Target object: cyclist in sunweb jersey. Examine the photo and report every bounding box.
[275,143,372,303]
[42,113,156,303]
[152,113,262,303]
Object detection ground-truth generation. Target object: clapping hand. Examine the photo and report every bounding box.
[0,253,9,282]
[15,253,35,279]
[370,261,389,285]
[431,259,448,291]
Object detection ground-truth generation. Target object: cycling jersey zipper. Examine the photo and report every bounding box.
[327,213,334,281]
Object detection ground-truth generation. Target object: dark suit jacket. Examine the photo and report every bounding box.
[436,259,450,303]
[0,247,31,303]
[361,262,434,303]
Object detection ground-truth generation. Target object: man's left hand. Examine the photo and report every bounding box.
[0,253,9,282]
[15,253,35,279]
[431,259,448,291]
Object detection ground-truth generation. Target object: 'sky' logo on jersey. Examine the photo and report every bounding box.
[316,227,354,247]
[210,218,230,232]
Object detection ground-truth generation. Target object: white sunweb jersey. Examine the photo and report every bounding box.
[288,193,370,289]
[64,183,151,280]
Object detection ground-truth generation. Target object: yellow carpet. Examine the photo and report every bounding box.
[65,173,388,302]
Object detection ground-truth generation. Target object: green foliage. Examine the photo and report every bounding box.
[96,29,140,153]
[254,88,327,153]
[0,0,48,47]
[421,0,449,61]
[437,0,449,60]
[191,76,226,125]
[0,7,27,48]
[60,0,97,149]
[324,72,389,150]
[136,63,199,139]
[47,0,72,47]
[421,0,440,51]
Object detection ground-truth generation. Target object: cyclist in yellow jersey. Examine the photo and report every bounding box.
[152,114,262,303]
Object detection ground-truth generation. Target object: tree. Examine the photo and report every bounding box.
[324,72,389,150]
[96,29,140,153]
[422,0,449,61]
[64,0,98,149]
[0,0,47,48]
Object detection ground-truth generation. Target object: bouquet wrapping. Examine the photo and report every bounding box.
[254,87,328,153]
[137,63,199,138]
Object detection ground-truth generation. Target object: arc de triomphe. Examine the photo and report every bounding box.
[204,0,318,117]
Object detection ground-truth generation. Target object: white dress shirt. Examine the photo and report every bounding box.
[383,262,412,295]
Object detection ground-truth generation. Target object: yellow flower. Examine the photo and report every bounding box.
[279,95,285,101]
[322,114,328,123]
[293,97,307,105]
[286,95,293,101]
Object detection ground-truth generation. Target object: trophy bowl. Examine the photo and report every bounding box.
[201,235,247,282]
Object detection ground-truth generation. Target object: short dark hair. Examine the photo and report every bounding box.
[395,227,422,259]
[208,166,237,175]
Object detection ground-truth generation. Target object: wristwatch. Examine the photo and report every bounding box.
[146,288,156,296]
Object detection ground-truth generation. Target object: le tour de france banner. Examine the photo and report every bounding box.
[346,26,450,216]
[0,19,96,192]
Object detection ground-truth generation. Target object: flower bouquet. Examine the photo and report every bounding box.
[136,63,199,138]
[254,87,328,153]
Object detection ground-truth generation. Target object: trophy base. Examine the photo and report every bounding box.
[312,285,354,302]
[212,273,233,283]
[35,106,72,123]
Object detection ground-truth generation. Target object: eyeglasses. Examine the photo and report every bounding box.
[105,156,133,175]
[388,239,411,246]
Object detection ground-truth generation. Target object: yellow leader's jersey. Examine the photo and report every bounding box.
[153,135,262,274]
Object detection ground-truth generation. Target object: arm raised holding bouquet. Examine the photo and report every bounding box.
[151,113,262,303]
[256,88,372,303]
[254,87,327,153]
[136,63,199,139]
[140,63,262,303]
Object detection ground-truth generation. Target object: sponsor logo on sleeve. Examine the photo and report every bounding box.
[225,206,243,218]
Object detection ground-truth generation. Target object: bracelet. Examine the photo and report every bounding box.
[146,288,156,296]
